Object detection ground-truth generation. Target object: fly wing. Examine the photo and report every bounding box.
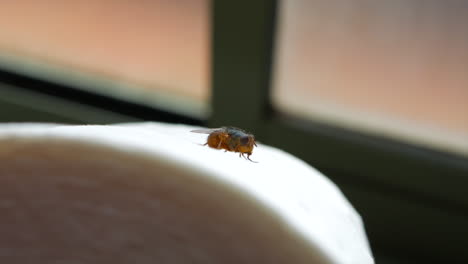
[190,128,223,134]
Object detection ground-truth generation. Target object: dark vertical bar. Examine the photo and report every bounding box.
[210,0,277,133]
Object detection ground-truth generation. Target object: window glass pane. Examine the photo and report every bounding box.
[272,1,468,156]
[0,0,210,117]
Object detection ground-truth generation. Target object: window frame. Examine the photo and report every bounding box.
[0,68,202,125]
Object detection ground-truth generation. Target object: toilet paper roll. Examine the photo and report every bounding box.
[0,122,374,264]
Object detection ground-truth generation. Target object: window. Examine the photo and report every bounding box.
[272,1,468,157]
[0,0,210,118]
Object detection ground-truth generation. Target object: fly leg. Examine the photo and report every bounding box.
[246,154,258,163]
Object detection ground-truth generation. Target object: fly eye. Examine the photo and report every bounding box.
[240,136,250,145]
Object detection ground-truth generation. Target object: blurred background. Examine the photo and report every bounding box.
[0,1,467,263]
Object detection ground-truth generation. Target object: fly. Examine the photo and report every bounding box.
[191,127,258,162]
